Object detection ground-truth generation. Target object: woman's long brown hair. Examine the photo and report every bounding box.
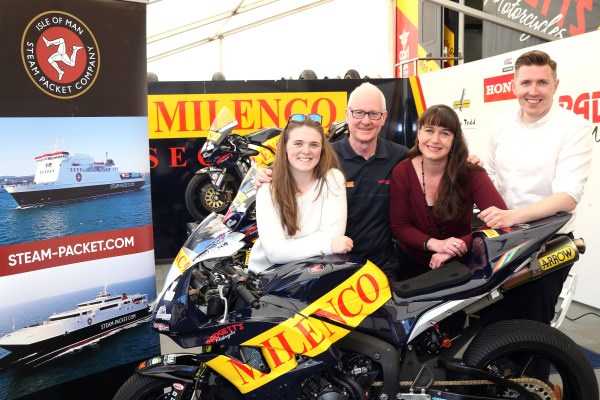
[408,104,484,220]
[270,118,341,236]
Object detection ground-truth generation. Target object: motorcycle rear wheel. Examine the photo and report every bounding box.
[462,319,598,399]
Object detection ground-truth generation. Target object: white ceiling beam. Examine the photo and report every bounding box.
[148,0,333,63]
[148,0,279,44]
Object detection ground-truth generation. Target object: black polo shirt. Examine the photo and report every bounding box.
[333,136,408,267]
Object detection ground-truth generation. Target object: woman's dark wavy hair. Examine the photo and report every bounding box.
[408,104,484,220]
[270,118,341,236]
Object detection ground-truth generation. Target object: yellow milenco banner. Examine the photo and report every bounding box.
[148,92,349,139]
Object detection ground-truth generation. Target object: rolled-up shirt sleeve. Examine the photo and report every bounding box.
[553,123,593,203]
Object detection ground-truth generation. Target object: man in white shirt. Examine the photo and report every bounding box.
[479,50,593,325]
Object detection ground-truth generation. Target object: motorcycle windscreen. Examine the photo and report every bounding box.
[206,107,238,147]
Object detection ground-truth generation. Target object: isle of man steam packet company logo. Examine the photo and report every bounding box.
[21,11,100,99]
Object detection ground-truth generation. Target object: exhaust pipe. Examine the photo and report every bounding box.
[502,235,584,291]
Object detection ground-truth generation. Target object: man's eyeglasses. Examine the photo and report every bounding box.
[288,113,323,124]
[348,109,384,120]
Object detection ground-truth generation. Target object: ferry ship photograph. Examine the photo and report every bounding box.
[4,148,146,208]
[1,116,150,208]
[0,264,159,399]
[0,117,152,246]
[0,284,151,369]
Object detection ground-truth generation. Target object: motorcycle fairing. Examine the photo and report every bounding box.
[204,260,392,393]
[249,133,279,167]
[257,254,373,302]
[165,214,242,280]
[246,126,281,145]
[136,354,199,383]
[481,212,571,271]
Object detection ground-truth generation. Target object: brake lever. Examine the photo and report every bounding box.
[218,285,229,323]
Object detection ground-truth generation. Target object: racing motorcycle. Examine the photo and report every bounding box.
[184,107,281,222]
[113,211,598,400]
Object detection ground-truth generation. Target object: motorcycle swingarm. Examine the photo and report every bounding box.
[136,354,201,383]
[399,390,525,400]
[434,359,537,400]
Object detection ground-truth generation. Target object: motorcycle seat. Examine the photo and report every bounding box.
[391,261,472,298]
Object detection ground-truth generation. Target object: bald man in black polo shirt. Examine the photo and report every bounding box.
[333,83,408,281]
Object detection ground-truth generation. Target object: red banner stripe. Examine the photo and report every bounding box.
[0,225,154,277]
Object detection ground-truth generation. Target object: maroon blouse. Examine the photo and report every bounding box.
[390,157,507,267]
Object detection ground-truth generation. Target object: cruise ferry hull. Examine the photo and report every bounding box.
[6,178,145,207]
[0,308,151,368]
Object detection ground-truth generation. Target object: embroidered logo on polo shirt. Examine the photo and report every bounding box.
[378,179,390,184]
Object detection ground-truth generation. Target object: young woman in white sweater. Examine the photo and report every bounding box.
[249,114,353,273]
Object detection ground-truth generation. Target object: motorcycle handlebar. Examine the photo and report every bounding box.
[236,283,260,309]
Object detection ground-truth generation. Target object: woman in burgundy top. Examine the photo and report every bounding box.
[389,104,507,280]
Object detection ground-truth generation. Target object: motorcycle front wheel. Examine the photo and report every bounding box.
[112,374,243,400]
[112,374,183,400]
[463,319,598,399]
[185,174,237,221]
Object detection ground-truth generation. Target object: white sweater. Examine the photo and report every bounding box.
[248,168,347,273]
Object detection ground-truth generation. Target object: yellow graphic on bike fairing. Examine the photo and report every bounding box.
[482,229,499,238]
[206,261,392,393]
[251,135,279,167]
[173,247,194,274]
[206,129,221,143]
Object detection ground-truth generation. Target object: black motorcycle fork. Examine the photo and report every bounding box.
[207,167,228,188]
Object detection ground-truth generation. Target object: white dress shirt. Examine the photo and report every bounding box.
[486,104,593,233]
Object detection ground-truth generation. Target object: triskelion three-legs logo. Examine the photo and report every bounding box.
[42,36,84,81]
[21,11,100,99]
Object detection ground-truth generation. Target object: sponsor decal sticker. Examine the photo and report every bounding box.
[155,305,172,321]
[482,229,499,238]
[540,246,576,271]
[205,323,244,345]
[150,356,162,365]
[164,355,177,364]
[173,248,193,274]
[308,264,324,274]
[21,11,100,99]
[152,321,170,332]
